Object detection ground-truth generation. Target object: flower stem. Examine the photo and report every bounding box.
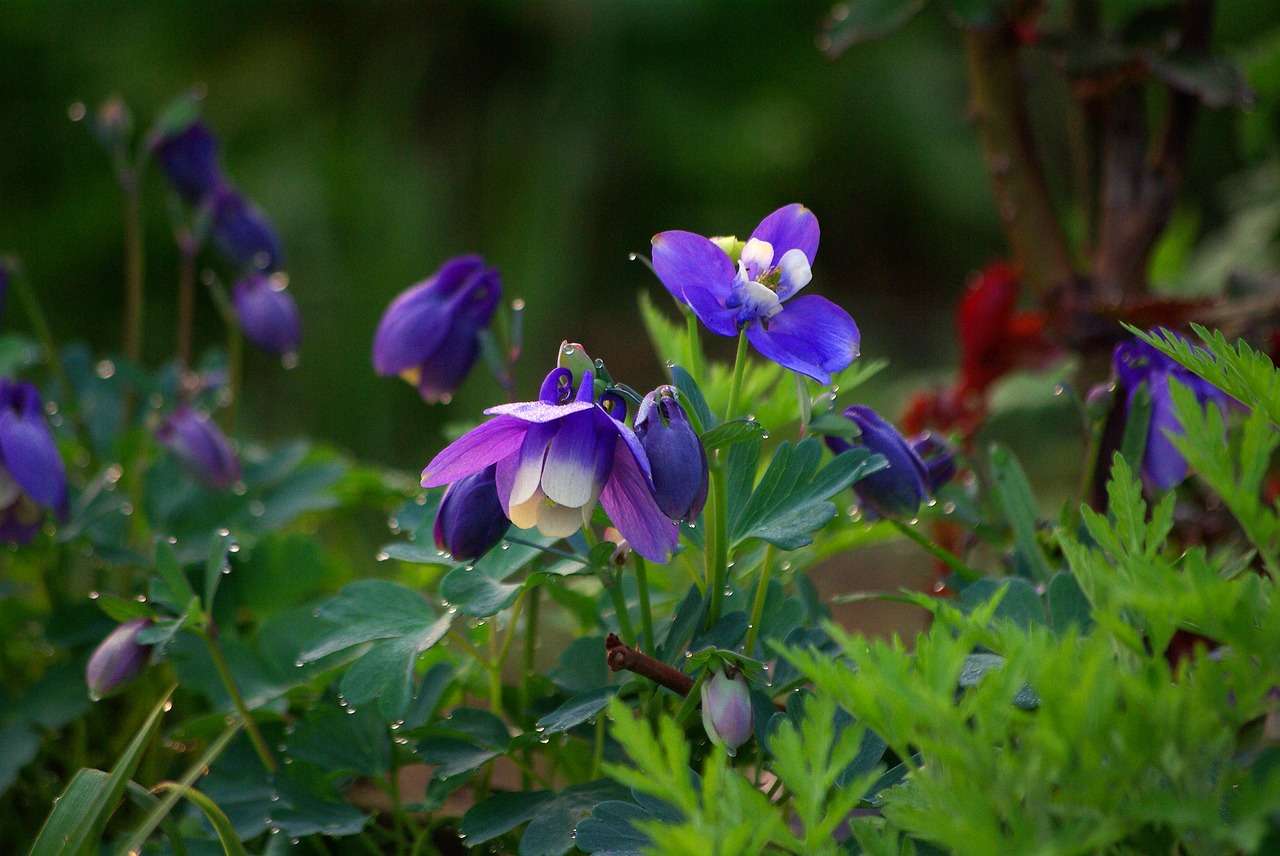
[605,570,636,645]
[685,310,706,385]
[725,330,750,422]
[202,277,242,431]
[486,619,503,717]
[195,628,277,772]
[704,462,729,632]
[889,519,981,584]
[7,259,79,420]
[175,234,197,394]
[122,173,145,367]
[743,544,774,657]
[634,555,654,653]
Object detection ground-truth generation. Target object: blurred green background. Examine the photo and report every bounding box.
[2,0,1276,470]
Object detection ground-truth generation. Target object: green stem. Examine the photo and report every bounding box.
[7,260,80,421]
[634,555,654,653]
[703,462,729,632]
[743,544,775,657]
[604,569,637,645]
[685,310,706,384]
[203,277,242,432]
[674,671,710,727]
[196,628,277,772]
[486,619,503,717]
[446,628,488,666]
[175,236,197,392]
[521,585,540,789]
[591,713,606,780]
[725,330,750,422]
[123,180,145,366]
[889,519,981,584]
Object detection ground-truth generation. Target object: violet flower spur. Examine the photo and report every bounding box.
[1114,334,1230,490]
[420,366,679,562]
[151,120,222,204]
[651,203,860,384]
[0,379,68,545]
[232,272,302,357]
[634,387,708,522]
[372,255,502,404]
[825,405,954,519]
[210,185,284,272]
[155,405,242,490]
[85,618,153,700]
[434,464,510,562]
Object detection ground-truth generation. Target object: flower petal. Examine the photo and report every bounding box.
[541,412,610,508]
[749,204,819,266]
[372,256,491,376]
[746,294,859,384]
[1145,375,1190,490]
[505,422,558,507]
[600,440,678,563]
[421,415,529,487]
[773,248,812,301]
[0,384,65,508]
[485,400,595,423]
[651,231,739,336]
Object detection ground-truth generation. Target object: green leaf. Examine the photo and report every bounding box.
[1047,571,1094,635]
[670,363,716,432]
[732,442,882,550]
[286,704,391,777]
[536,687,619,736]
[379,541,452,564]
[948,0,1008,27]
[28,685,173,856]
[0,722,40,795]
[462,791,558,848]
[402,662,456,730]
[821,0,930,58]
[574,799,652,855]
[416,707,512,779]
[165,786,248,856]
[989,444,1054,583]
[92,593,152,623]
[960,577,1047,629]
[700,418,767,453]
[271,765,370,838]
[518,779,632,856]
[154,537,199,613]
[0,333,40,376]
[204,529,235,611]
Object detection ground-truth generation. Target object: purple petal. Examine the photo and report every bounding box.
[600,440,678,563]
[485,400,595,423]
[210,186,283,272]
[651,231,738,335]
[0,382,66,508]
[155,407,241,489]
[745,294,859,384]
[421,416,530,487]
[371,256,495,376]
[233,274,302,356]
[541,411,611,508]
[749,204,819,266]
[1144,375,1190,490]
[152,122,222,204]
[502,422,558,509]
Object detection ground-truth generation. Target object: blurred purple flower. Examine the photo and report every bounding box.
[421,366,679,562]
[0,379,68,544]
[210,186,283,272]
[634,387,707,522]
[825,405,953,519]
[151,121,222,204]
[155,405,241,490]
[233,273,301,357]
[1114,333,1231,490]
[651,204,859,384]
[86,618,153,700]
[433,464,510,562]
[701,668,753,756]
[372,255,502,403]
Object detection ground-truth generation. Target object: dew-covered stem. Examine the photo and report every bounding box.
[744,544,774,657]
[195,627,277,773]
[725,329,750,422]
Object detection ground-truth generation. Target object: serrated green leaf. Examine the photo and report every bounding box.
[700,418,767,453]
[960,577,1047,629]
[989,444,1054,583]
[154,538,199,613]
[536,687,619,736]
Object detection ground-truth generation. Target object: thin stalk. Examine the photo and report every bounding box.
[674,671,710,727]
[685,310,706,384]
[521,585,540,790]
[387,748,407,856]
[175,235,197,392]
[486,620,503,717]
[889,519,980,583]
[195,628,277,772]
[202,277,242,432]
[7,261,84,433]
[703,462,729,631]
[725,330,750,422]
[604,569,637,645]
[446,628,488,666]
[591,714,606,780]
[122,175,146,367]
[743,544,775,657]
[634,555,654,653]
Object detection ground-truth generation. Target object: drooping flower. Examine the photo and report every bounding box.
[633,387,707,522]
[651,204,859,384]
[825,405,954,519]
[151,120,222,204]
[433,464,510,562]
[0,379,68,544]
[210,185,283,272]
[421,366,679,562]
[155,405,241,490]
[372,255,502,403]
[1113,333,1230,490]
[232,272,302,357]
[701,668,753,756]
[86,618,153,700]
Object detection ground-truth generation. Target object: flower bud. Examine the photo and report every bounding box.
[433,464,510,562]
[826,405,928,519]
[0,379,68,544]
[634,388,708,521]
[155,405,241,490]
[86,618,153,700]
[232,272,302,357]
[151,120,222,204]
[210,185,283,272]
[701,668,753,756]
[910,431,956,493]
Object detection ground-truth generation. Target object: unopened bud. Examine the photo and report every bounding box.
[86,618,153,700]
[701,668,753,756]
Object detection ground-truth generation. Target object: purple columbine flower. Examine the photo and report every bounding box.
[210,185,283,272]
[372,255,502,404]
[651,204,860,384]
[0,379,68,544]
[1114,333,1231,490]
[634,387,707,522]
[232,272,302,357]
[826,405,953,519]
[155,405,241,490]
[421,366,679,562]
[151,121,223,205]
[86,618,153,700]
[433,464,510,562]
[701,668,753,756]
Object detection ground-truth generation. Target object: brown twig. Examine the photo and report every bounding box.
[605,633,694,696]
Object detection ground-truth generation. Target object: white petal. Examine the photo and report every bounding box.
[508,489,545,530]
[775,248,812,299]
[740,238,774,280]
[739,279,783,320]
[537,499,587,538]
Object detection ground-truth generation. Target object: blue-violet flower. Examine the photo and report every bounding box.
[233,272,302,357]
[210,185,283,272]
[86,618,153,700]
[155,405,242,490]
[1113,334,1230,490]
[652,203,859,384]
[634,387,707,521]
[151,121,222,204]
[0,379,68,544]
[421,366,678,562]
[434,464,510,562]
[701,668,753,756]
[372,255,502,404]
[825,405,953,519]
